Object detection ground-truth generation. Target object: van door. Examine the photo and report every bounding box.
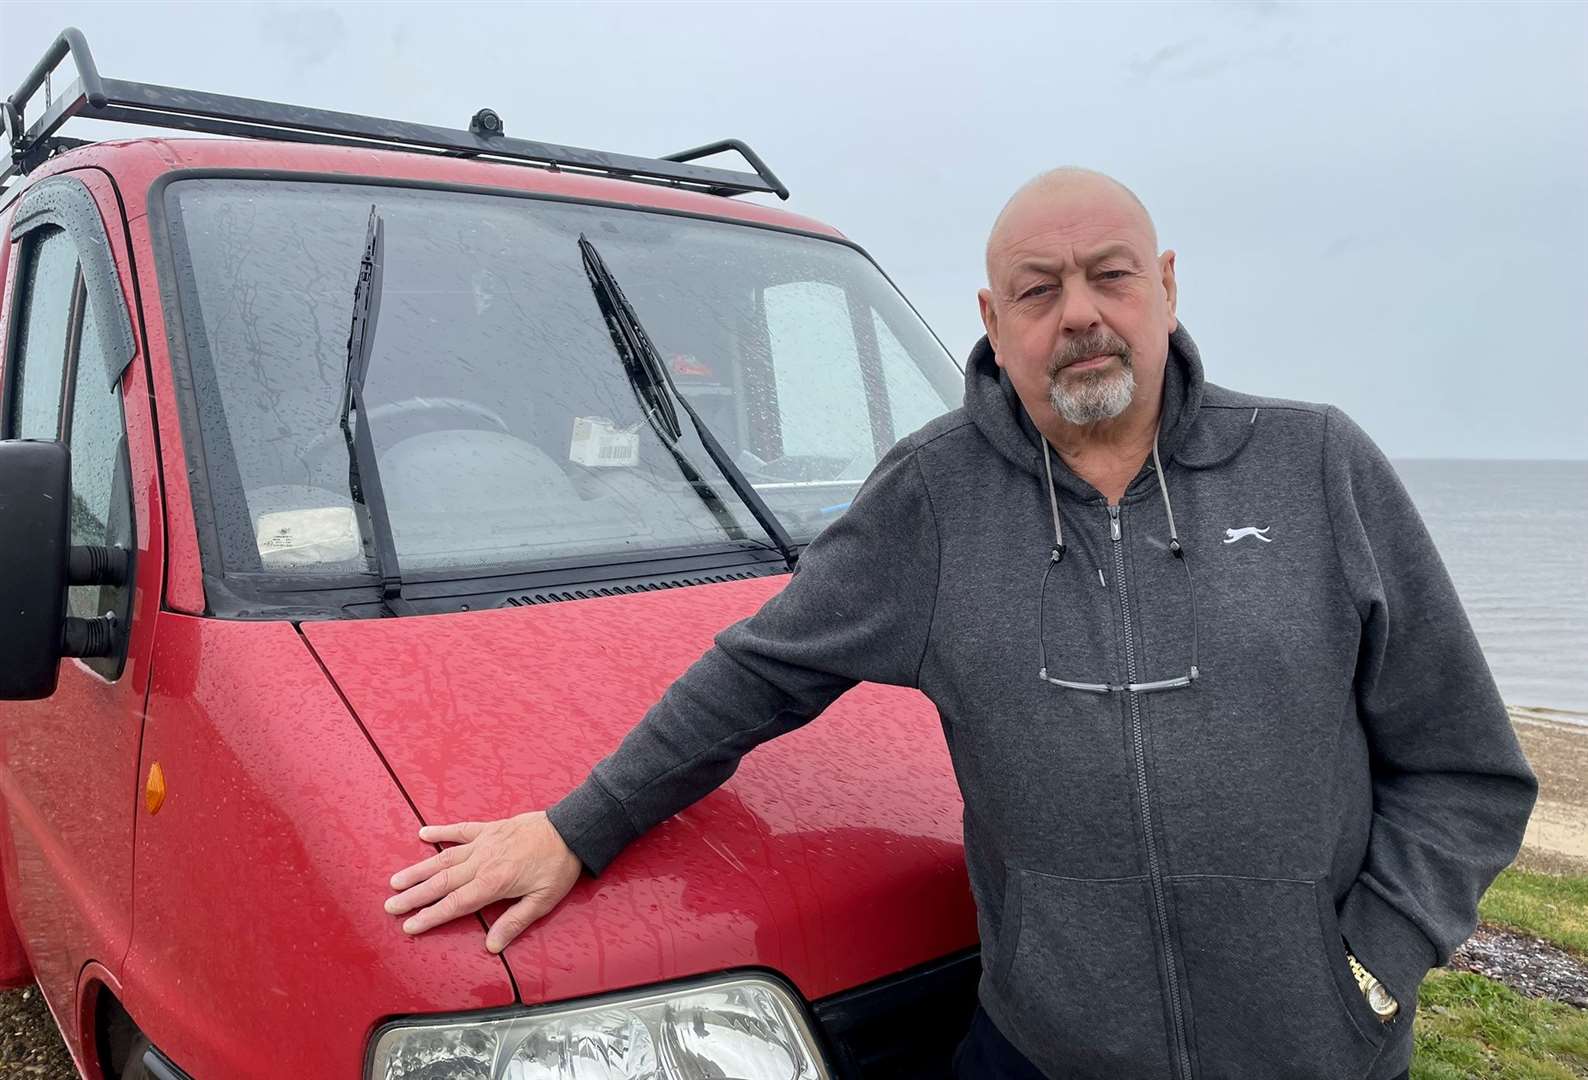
[0,171,164,1024]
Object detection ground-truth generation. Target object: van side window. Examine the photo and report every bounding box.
[5,228,80,440]
[64,290,133,639]
[762,280,874,466]
[873,307,948,439]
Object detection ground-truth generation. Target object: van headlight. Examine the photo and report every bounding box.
[367,974,830,1079]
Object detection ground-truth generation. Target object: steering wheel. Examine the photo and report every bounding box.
[300,395,515,476]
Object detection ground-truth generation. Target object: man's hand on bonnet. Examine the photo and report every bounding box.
[385,810,583,953]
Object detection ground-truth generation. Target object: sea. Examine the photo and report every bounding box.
[1394,459,1588,722]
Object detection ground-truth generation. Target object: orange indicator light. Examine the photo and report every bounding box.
[145,762,166,815]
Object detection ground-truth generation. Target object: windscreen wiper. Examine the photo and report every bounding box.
[339,206,413,616]
[577,237,745,548]
[578,234,799,569]
[579,240,682,444]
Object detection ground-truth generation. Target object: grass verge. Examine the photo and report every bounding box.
[1480,869,1588,956]
[1412,969,1588,1079]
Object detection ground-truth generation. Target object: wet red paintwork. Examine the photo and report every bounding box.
[0,136,973,1078]
[120,613,516,1079]
[303,576,977,1006]
[0,167,167,1076]
[0,200,24,994]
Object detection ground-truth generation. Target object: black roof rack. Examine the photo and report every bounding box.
[1,28,790,202]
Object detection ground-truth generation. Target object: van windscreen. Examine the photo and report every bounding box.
[159,178,962,582]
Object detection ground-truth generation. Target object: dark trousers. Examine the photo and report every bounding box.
[952,1004,1410,1080]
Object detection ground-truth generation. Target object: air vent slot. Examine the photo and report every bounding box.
[502,569,767,608]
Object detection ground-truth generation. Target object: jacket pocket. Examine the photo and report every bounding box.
[1171,875,1387,1080]
[988,869,1172,1080]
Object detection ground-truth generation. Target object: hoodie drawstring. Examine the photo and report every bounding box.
[1039,418,1201,690]
[1041,434,1068,562]
[1040,419,1183,559]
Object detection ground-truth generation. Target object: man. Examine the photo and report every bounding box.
[385,169,1538,1080]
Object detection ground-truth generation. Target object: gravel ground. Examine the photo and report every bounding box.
[2,710,1583,1077]
[1452,923,1588,1009]
[0,985,74,1079]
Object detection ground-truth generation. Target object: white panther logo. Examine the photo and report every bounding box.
[1223,526,1273,544]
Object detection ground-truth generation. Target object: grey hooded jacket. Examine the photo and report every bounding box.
[546,324,1538,1080]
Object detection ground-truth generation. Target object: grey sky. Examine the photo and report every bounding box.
[6,0,1584,458]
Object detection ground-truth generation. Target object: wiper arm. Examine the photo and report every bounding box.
[578,239,682,444]
[578,234,799,569]
[578,237,747,548]
[339,206,413,616]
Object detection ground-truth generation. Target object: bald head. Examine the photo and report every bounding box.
[985,168,1158,285]
[976,166,1179,449]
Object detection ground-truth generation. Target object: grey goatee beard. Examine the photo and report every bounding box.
[1047,332,1136,425]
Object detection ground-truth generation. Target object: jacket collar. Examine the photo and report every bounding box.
[963,322,1210,503]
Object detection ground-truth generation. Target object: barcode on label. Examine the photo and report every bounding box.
[569,415,640,467]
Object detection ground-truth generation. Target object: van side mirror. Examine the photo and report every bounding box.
[0,440,127,700]
[0,441,71,699]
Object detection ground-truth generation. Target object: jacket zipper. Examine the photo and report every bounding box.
[1109,503,1195,1079]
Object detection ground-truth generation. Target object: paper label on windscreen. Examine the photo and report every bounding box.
[256,507,362,567]
[569,416,641,467]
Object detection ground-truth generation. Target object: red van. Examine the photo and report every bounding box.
[0,28,977,1080]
